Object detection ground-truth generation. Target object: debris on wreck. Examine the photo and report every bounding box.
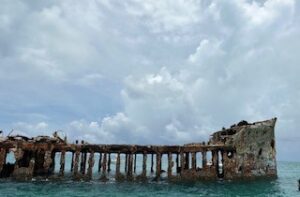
[0,118,277,181]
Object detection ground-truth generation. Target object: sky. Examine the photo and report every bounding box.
[0,0,299,161]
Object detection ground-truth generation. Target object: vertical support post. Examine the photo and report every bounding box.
[73,150,80,177]
[142,152,147,177]
[212,150,218,167]
[70,152,74,172]
[102,153,107,174]
[192,152,196,170]
[134,154,137,173]
[218,150,224,178]
[44,150,54,174]
[176,153,179,173]
[185,152,190,169]
[87,151,94,179]
[50,151,56,174]
[125,153,128,173]
[222,150,227,178]
[180,151,185,172]
[28,157,35,177]
[13,148,23,172]
[127,153,133,178]
[212,150,218,177]
[80,152,87,175]
[83,152,87,174]
[115,152,121,178]
[80,151,84,174]
[167,152,172,178]
[59,150,66,176]
[202,151,207,168]
[156,153,161,179]
[98,153,102,172]
[221,150,224,167]
[0,148,6,173]
[107,153,111,172]
[151,154,154,173]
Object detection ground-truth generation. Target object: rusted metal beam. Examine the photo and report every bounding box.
[202,151,207,168]
[0,148,6,173]
[125,153,128,173]
[107,153,111,172]
[156,153,161,179]
[115,152,121,178]
[142,152,147,177]
[0,118,277,181]
[73,150,80,178]
[0,141,234,155]
[59,150,65,176]
[176,153,179,173]
[167,152,172,178]
[180,151,185,172]
[127,153,133,179]
[192,152,196,170]
[185,152,190,169]
[102,153,107,174]
[80,152,87,175]
[87,151,94,179]
[134,154,137,173]
[98,153,102,173]
[70,152,74,172]
[151,154,154,173]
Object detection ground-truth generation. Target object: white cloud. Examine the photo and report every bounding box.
[125,0,202,33]
[238,0,295,26]
[0,0,300,161]
[11,122,49,137]
[188,39,225,64]
[76,73,104,87]
[64,112,147,144]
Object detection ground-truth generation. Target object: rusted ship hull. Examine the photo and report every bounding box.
[0,118,277,181]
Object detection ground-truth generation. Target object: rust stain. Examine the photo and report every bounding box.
[0,118,277,181]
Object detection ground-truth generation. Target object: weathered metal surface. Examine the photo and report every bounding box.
[0,118,277,181]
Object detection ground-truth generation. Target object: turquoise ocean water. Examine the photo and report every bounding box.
[0,159,299,196]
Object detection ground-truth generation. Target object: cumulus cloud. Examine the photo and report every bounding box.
[11,122,49,137]
[0,0,300,161]
[125,0,202,33]
[58,112,147,144]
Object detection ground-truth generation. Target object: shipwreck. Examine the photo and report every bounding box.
[0,118,277,181]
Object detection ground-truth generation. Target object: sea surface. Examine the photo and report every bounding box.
[0,160,299,197]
